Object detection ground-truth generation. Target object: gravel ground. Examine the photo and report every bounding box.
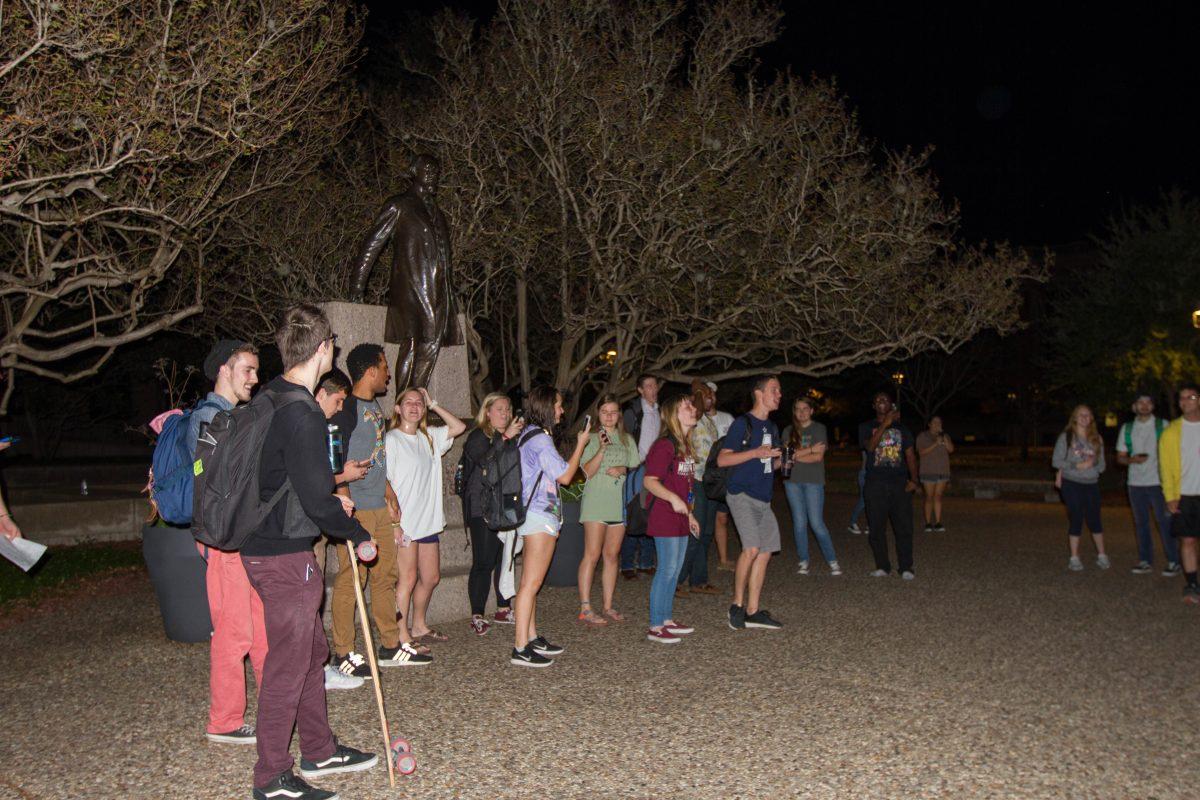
[1,493,1195,800]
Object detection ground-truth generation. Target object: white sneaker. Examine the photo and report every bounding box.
[797,560,809,576]
[1131,561,1153,574]
[1068,556,1084,571]
[1096,554,1111,570]
[901,570,915,581]
[869,569,889,578]
[324,665,364,691]
[848,523,863,535]
[829,561,842,576]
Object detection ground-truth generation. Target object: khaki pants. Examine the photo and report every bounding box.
[330,507,400,655]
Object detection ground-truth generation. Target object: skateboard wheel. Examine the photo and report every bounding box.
[395,752,417,775]
[390,737,416,775]
[357,541,378,562]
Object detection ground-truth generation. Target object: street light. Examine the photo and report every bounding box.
[1192,306,1200,329]
[892,370,905,406]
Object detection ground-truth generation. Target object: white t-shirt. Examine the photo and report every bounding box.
[385,425,454,540]
[1116,417,1163,487]
[1182,420,1200,496]
[711,410,734,438]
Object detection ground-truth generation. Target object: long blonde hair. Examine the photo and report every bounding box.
[389,388,435,453]
[474,392,511,438]
[658,395,697,462]
[1063,404,1102,451]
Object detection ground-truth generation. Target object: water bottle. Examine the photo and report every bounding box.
[326,424,344,473]
[80,479,89,496]
[780,446,794,479]
[453,461,465,496]
[761,432,773,473]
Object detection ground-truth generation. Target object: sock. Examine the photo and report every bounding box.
[1186,571,1198,588]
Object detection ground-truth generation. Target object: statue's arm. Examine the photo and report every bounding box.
[348,202,401,301]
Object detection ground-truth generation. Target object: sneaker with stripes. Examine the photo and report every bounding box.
[379,641,432,667]
[332,651,371,679]
[298,742,378,779]
[252,770,336,800]
[206,724,256,745]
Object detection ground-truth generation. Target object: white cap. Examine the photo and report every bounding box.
[704,380,718,392]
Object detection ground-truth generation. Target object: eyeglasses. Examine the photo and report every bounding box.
[326,334,339,346]
[1182,394,1199,402]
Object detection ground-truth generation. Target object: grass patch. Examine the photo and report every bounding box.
[0,541,145,606]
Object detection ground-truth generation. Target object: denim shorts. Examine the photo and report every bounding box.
[517,510,560,538]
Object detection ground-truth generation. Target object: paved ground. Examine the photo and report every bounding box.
[1,493,1195,800]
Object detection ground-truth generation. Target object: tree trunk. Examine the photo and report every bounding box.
[516,270,530,394]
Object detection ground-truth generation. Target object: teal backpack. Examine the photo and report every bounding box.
[1123,417,1165,454]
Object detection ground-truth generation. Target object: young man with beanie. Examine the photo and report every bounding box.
[189,340,266,745]
[1160,385,1200,604]
[1116,393,1181,576]
[240,305,378,800]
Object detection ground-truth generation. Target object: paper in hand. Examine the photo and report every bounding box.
[0,536,48,572]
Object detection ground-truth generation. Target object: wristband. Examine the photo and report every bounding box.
[428,398,439,409]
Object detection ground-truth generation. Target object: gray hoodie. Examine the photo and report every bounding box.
[1051,431,1106,484]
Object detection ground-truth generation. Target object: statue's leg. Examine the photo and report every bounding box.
[410,338,440,389]
[394,339,416,394]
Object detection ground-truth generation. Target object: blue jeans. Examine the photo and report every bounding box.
[620,465,656,570]
[783,481,837,564]
[1128,484,1179,564]
[678,490,715,586]
[649,536,688,627]
[849,468,866,527]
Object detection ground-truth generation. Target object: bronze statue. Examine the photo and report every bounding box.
[348,154,461,390]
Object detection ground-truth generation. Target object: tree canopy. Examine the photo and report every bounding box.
[0,0,362,412]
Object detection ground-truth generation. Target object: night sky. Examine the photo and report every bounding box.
[367,1,1200,247]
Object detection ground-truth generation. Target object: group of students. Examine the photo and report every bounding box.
[169,308,1200,800]
[1052,388,1200,604]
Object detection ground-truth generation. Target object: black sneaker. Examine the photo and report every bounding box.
[923,523,934,533]
[206,723,256,744]
[744,609,782,629]
[727,604,746,630]
[529,635,564,656]
[511,645,554,667]
[253,771,337,800]
[332,651,371,679]
[934,523,946,532]
[299,742,378,779]
[379,641,432,667]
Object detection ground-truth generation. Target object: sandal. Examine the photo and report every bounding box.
[403,640,432,656]
[578,606,609,626]
[414,629,449,643]
[602,608,626,622]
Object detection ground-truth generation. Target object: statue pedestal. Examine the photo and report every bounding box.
[319,302,491,627]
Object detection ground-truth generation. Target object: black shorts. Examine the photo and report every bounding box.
[1171,495,1200,539]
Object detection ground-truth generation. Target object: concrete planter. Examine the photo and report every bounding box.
[545,500,584,587]
[141,524,212,643]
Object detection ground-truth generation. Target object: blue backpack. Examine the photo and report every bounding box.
[150,400,221,525]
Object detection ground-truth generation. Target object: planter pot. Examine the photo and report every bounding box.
[142,524,212,643]
[545,500,584,587]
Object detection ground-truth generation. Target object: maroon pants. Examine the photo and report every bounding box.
[242,551,336,788]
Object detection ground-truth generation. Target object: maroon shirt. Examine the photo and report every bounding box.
[644,438,696,537]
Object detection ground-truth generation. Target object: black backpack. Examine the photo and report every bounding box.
[192,386,311,551]
[479,428,543,531]
[702,415,755,501]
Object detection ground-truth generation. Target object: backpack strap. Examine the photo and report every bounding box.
[1123,422,1132,454]
[740,414,755,449]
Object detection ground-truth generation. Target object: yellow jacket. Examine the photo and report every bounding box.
[1159,419,1184,503]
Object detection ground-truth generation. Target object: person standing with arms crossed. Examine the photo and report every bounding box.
[916,416,954,532]
[719,375,784,631]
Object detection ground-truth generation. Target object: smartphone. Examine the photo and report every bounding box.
[582,414,592,430]
[0,435,19,445]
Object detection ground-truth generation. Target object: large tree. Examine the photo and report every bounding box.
[395,0,1041,411]
[0,0,362,412]
[1047,190,1200,416]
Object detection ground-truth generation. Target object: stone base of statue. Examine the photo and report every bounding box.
[318,302,493,628]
